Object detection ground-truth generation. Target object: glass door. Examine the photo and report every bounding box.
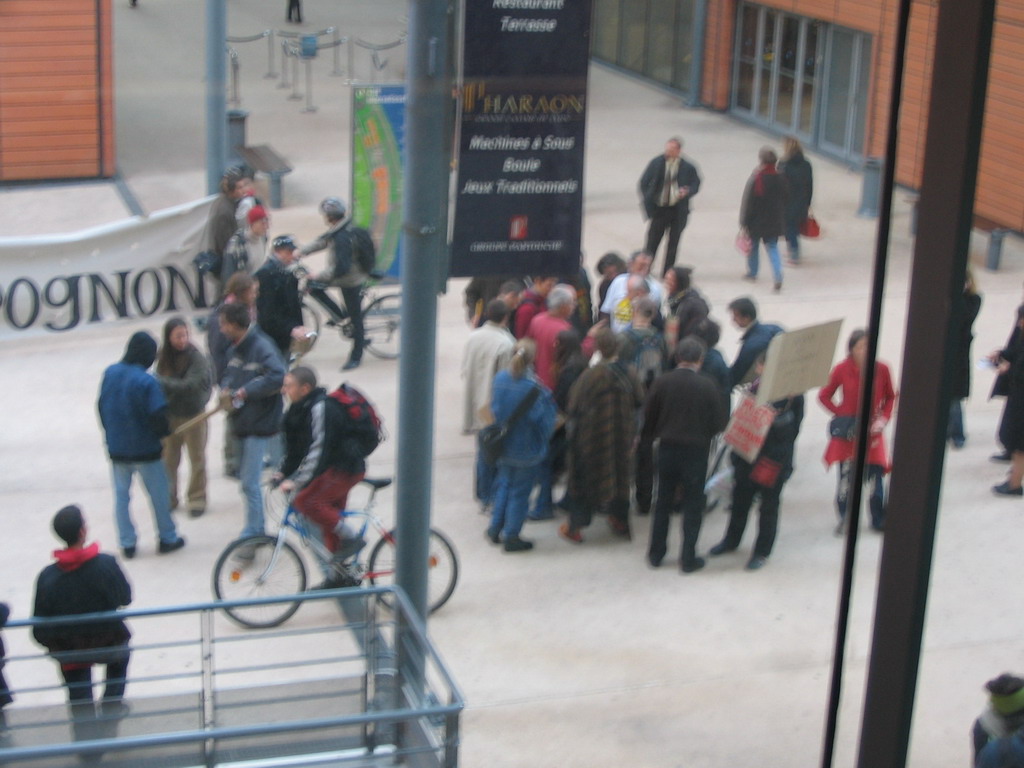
[819,26,872,160]
[732,4,818,143]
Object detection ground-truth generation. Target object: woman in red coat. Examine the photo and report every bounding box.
[818,329,897,531]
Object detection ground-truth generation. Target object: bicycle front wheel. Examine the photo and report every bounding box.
[300,301,321,351]
[212,536,307,629]
[363,293,401,359]
[367,528,458,614]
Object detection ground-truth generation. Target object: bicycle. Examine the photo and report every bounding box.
[293,265,402,360]
[212,477,458,629]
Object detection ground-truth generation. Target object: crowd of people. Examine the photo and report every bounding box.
[461,241,908,570]
[5,139,1011,744]
[8,169,383,718]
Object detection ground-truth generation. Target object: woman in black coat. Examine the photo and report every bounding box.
[994,304,1024,495]
[740,146,787,292]
[778,136,813,265]
[949,269,982,448]
[710,359,804,570]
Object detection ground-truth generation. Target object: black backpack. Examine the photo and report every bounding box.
[348,226,377,275]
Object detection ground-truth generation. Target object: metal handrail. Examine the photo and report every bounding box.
[3,586,464,767]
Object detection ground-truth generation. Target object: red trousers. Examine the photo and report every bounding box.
[294,469,364,552]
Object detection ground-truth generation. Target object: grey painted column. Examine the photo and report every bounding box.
[687,0,708,107]
[395,0,451,621]
[205,0,227,195]
[854,1,995,766]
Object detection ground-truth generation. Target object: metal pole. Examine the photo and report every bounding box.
[820,1,912,765]
[347,37,357,84]
[395,0,451,622]
[229,49,240,106]
[303,58,317,113]
[687,0,708,107]
[332,27,343,76]
[289,50,302,100]
[854,1,995,765]
[205,0,227,194]
[266,30,277,78]
[279,42,291,88]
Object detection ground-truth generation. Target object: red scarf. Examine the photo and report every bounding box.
[753,164,778,196]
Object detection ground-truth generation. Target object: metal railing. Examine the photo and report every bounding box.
[1,586,463,767]
[223,25,406,114]
[347,34,407,85]
[226,29,277,78]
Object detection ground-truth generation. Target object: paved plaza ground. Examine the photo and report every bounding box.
[2,1,1024,765]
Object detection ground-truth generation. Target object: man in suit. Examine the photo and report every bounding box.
[638,137,702,275]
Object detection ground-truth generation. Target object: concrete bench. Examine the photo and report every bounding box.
[236,144,292,209]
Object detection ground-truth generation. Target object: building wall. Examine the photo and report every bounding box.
[0,0,115,182]
[701,0,1024,231]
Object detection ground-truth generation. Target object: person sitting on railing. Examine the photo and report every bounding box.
[31,506,133,718]
[275,367,367,589]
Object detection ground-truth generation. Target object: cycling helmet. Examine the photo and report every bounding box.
[272,235,297,250]
[319,196,347,220]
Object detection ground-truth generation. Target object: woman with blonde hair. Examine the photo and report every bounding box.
[778,135,814,265]
[485,339,557,552]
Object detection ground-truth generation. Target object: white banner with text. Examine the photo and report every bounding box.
[0,197,215,340]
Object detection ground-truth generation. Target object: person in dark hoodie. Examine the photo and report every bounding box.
[274,367,367,588]
[98,331,185,559]
[32,505,132,715]
[219,302,286,540]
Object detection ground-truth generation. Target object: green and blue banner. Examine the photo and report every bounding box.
[351,84,405,279]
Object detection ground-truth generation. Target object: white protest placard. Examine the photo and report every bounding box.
[757,319,844,404]
[723,396,777,462]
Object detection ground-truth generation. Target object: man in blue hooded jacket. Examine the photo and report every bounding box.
[98,331,186,559]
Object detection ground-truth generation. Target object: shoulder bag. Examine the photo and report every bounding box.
[479,386,541,466]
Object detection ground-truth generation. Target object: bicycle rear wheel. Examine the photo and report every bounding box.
[363,293,401,359]
[367,528,458,614]
[212,536,307,628]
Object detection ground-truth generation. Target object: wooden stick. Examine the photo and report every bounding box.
[172,402,223,435]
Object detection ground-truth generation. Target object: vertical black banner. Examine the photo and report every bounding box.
[450,0,591,277]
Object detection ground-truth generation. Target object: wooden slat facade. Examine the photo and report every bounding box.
[701,0,1024,231]
[0,0,114,182]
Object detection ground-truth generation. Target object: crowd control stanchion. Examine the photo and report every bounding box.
[228,48,241,106]
[331,28,344,76]
[289,45,302,101]
[299,34,318,113]
[278,41,292,89]
[226,30,275,79]
[348,35,406,85]
[346,37,356,85]
[303,58,317,112]
[264,29,276,77]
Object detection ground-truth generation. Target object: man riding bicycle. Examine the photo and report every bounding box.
[299,197,366,371]
[275,367,366,589]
